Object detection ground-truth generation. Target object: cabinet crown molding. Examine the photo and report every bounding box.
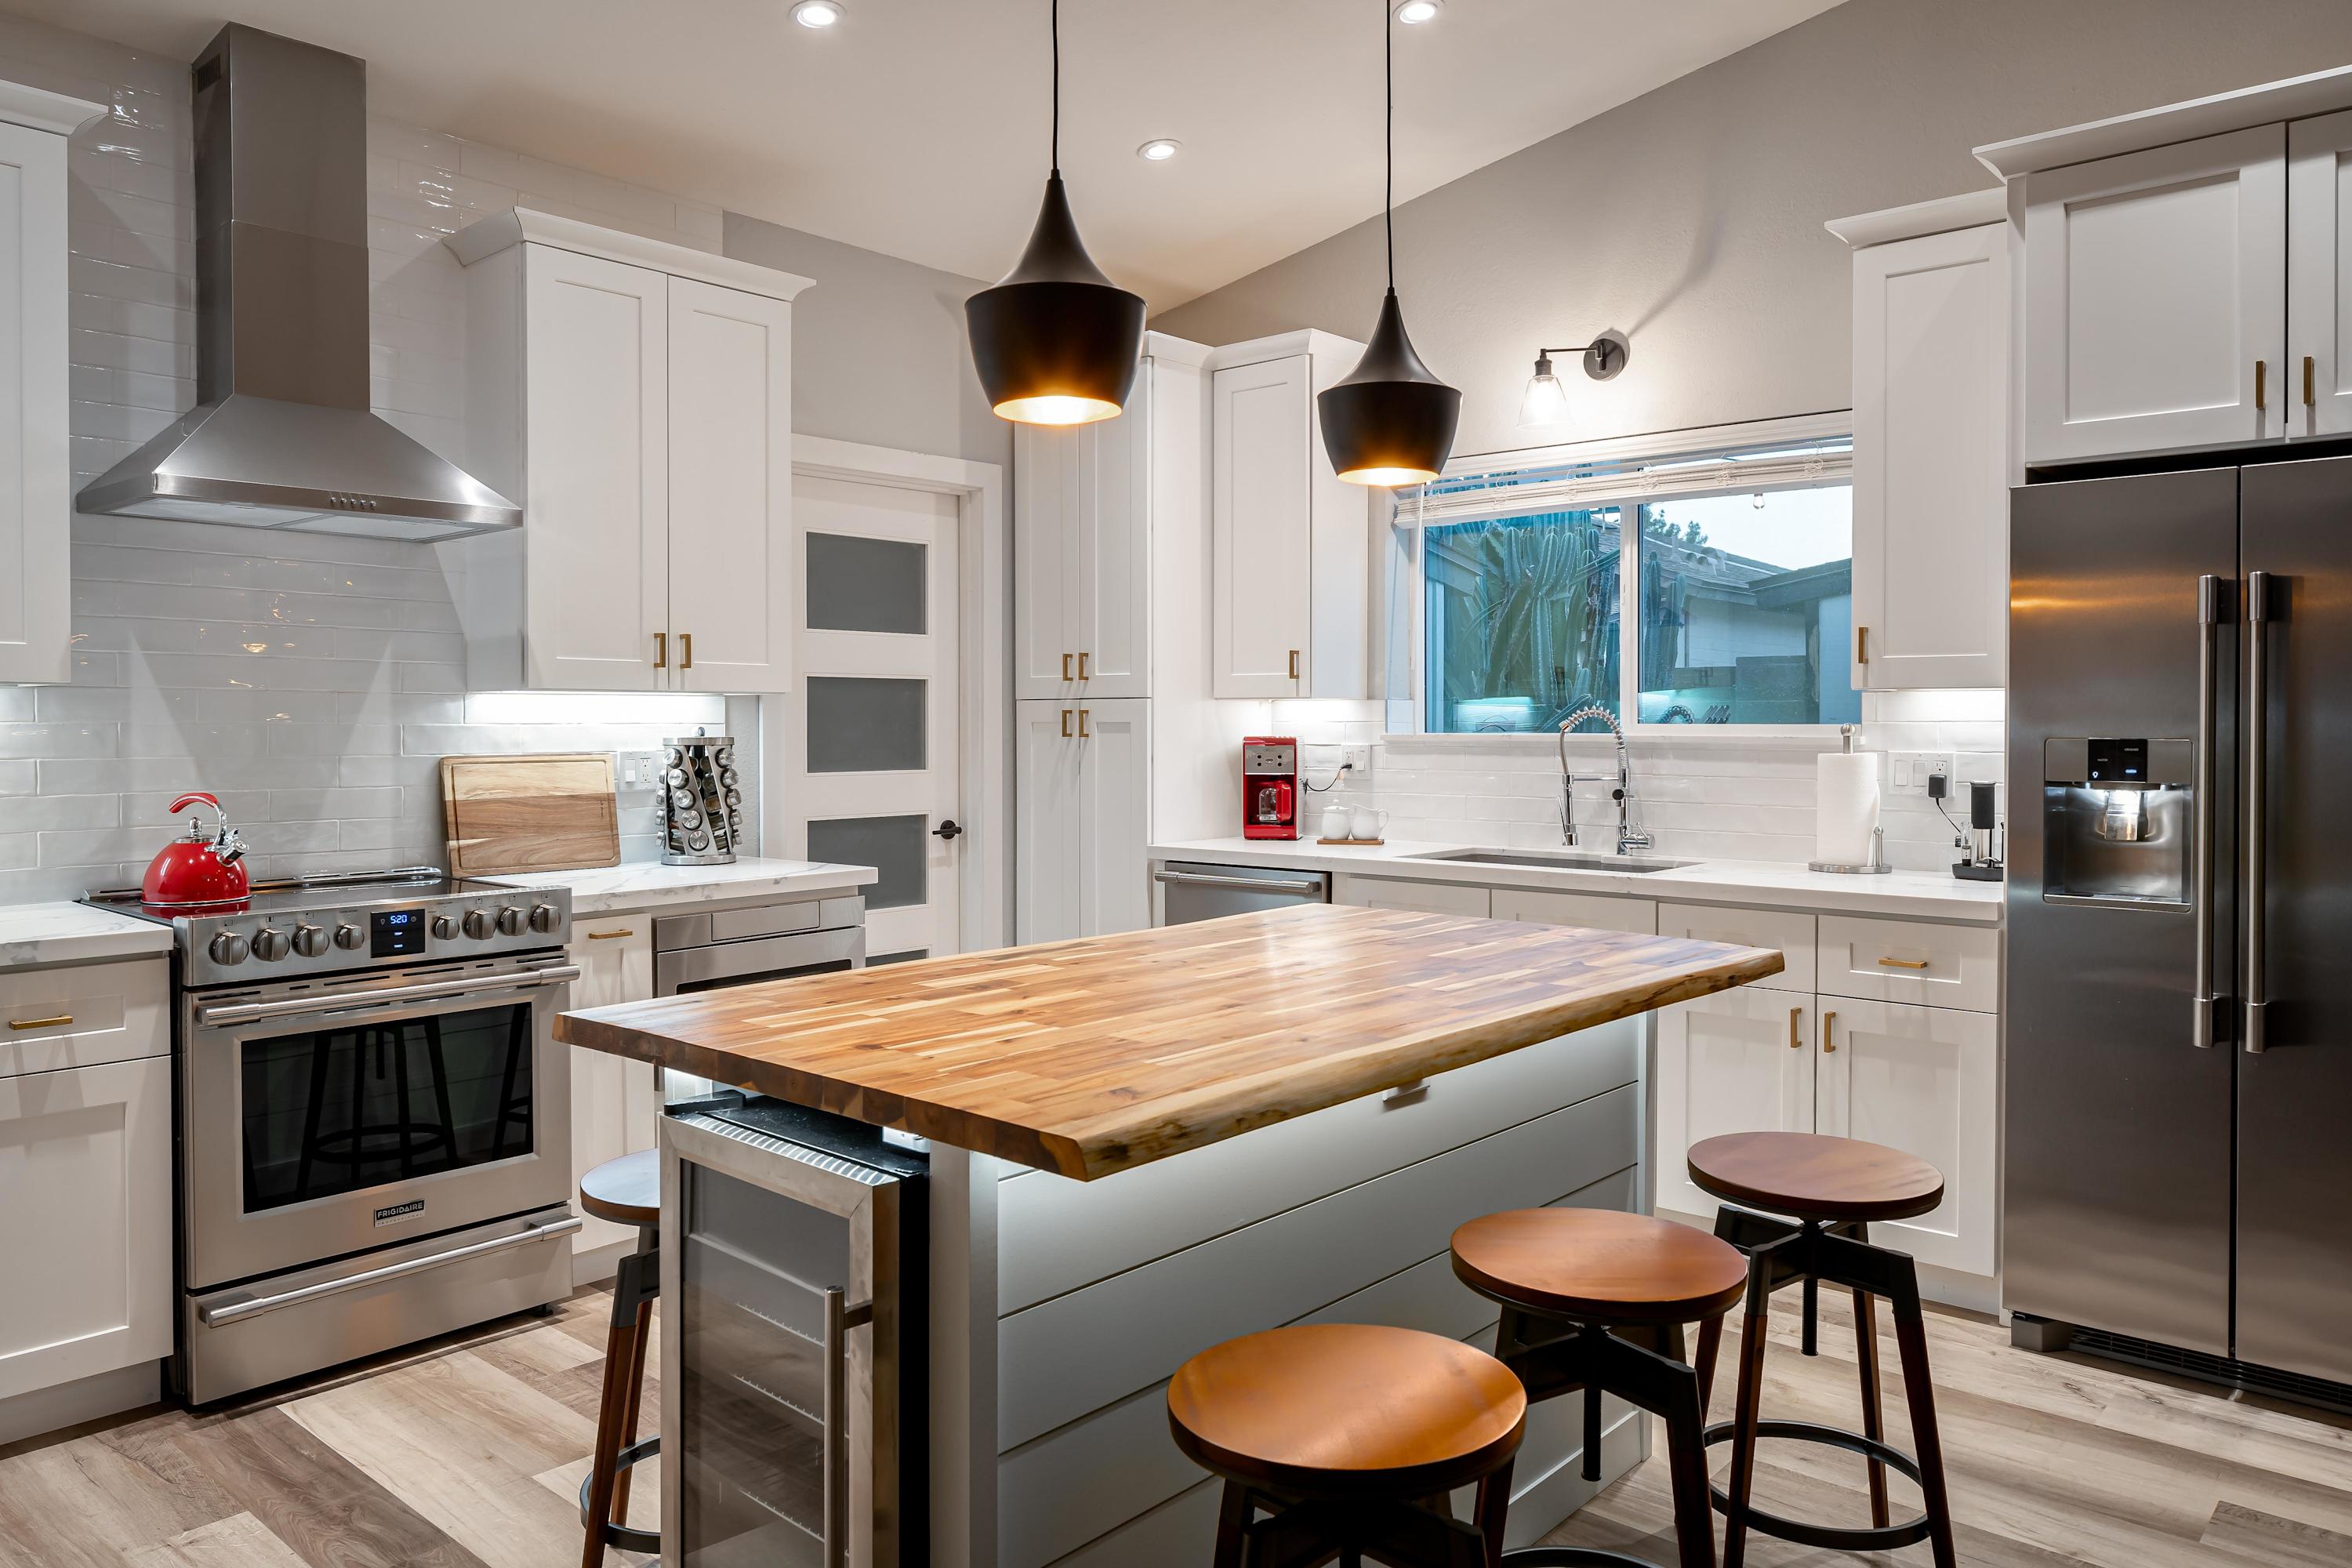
[1203,328,1364,373]
[1826,188,2008,250]
[445,206,815,301]
[1975,61,2352,180]
[1143,330,1214,368]
[0,80,105,136]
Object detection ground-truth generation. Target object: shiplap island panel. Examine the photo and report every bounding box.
[557,902,1781,1178]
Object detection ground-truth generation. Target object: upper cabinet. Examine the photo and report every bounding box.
[445,210,810,693]
[1981,67,2352,466]
[1831,191,2012,690]
[1207,332,1372,700]
[0,85,106,687]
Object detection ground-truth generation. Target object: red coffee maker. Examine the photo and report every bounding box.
[1242,737,1301,840]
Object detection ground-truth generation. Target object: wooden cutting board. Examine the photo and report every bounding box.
[441,753,620,877]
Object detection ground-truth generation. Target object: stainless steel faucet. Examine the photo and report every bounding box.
[1558,706,1653,855]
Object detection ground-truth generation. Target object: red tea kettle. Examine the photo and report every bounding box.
[141,793,251,909]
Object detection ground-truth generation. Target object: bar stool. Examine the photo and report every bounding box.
[1686,1131,1957,1568]
[578,1149,660,1568]
[1450,1208,1747,1568]
[1168,1323,1526,1568]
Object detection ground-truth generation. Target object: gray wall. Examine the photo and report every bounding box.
[1152,0,2352,459]
[726,212,1010,470]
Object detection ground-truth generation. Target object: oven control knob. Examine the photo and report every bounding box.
[431,913,459,940]
[334,924,365,950]
[495,905,525,936]
[252,927,291,962]
[292,923,329,957]
[528,903,560,934]
[462,908,494,940]
[208,931,250,966]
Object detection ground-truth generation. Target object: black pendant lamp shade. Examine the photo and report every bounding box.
[1316,0,1459,487]
[967,172,1145,425]
[967,0,1144,426]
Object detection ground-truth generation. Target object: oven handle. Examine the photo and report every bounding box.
[194,964,581,1028]
[195,1214,584,1326]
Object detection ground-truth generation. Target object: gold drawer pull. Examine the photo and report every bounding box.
[586,929,636,941]
[680,632,692,670]
[1824,1010,1838,1053]
[1077,651,1090,680]
[1061,708,1073,739]
[1877,956,1930,970]
[2256,358,2267,412]
[1288,649,1301,681]
[1788,1006,1802,1050]
[1062,652,1073,681]
[9,1014,72,1032]
[2307,354,2318,409]
[1077,707,1091,740]
[653,631,666,668]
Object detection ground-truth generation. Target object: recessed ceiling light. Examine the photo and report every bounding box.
[792,1,844,28]
[1395,0,1442,24]
[1137,138,1181,162]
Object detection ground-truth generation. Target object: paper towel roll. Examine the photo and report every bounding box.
[1816,751,1881,866]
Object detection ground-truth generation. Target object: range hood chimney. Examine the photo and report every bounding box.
[76,24,518,541]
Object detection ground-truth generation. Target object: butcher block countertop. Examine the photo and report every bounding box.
[557,903,1782,1180]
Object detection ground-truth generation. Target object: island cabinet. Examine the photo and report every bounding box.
[442,209,811,693]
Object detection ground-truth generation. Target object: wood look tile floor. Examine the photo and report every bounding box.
[3,1284,2350,1566]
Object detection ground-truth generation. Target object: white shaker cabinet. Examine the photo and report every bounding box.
[1015,352,1155,701]
[447,209,810,693]
[0,86,104,687]
[1332,875,1490,917]
[1833,196,2011,690]
[2288,108,2352,438]
[1208,332,1371,700]
[1653,987,1817,1220]
[566,915,659,1258]
[2020,125,2287,463]
[1015,699,1151,942]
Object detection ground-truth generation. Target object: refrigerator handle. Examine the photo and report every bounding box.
[2245,570,2270,1054]
[2193,574,2221,1048]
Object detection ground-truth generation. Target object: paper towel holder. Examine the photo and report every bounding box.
[1810,728,1894,874]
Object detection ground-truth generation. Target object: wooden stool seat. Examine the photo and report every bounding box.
[579,1149,660,1228]
[1168,1323,1525,1503]
[1452,1208,1748,1326]
[1688,1131,1943,1223]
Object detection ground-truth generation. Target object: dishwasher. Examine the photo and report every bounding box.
[1153,861,1330,925]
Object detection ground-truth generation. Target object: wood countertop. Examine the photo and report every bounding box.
[556,903,1782,1180]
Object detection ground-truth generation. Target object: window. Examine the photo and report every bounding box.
[1406,423,1857,732]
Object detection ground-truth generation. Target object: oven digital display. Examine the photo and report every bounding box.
[372,909,428,957]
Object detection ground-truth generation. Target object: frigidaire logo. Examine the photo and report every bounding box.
[374,1199,426,1227]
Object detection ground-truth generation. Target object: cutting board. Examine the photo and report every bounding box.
[441,753,620,877]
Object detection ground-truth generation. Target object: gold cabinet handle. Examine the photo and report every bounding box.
[1077,707,1091,740]
[1824,1010,1838,1053]
[1060,708,1073,739]
[9,1015,72,1031]
[586,929,636,941]
[2256,358,2267,412]
[653,631,666,669]
[1062,652,1073,681]
[1788,1006,1802,1050]
[1077,651,1089,680]
[1288,649,1301,681]
[680,633,692,670]
[2306,354,2318,409]
[1876,956,1930,970]
[1856,626,1869,664]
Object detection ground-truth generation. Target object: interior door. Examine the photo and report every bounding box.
[1652,989,1813,1221]
[2288,109,2352,439]
[2237,454,2352,1382]
[782,471,963,964]
[1211,356,1312,697]
[668,277,793,693]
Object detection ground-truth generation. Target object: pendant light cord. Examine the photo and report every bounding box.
[1384,0,1394,291]
[1051,0,1061,176]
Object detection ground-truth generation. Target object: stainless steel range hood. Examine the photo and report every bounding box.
[76,25,518,542]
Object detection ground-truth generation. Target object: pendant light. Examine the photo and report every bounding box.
[1317,0,1461,487]
[966,0,1145,426]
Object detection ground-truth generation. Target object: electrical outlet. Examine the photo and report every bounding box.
[617,750,662,789]
[1341,744,1372,771]
[1889,750,1955,795]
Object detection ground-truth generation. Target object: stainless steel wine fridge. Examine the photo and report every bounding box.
[2006,452,2352,1403]
[661,1094,927,1567]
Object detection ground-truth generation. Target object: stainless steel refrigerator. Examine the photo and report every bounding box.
[2007,452,2352,1396]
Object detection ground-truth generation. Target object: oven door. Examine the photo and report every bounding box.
[181,956,577,1290]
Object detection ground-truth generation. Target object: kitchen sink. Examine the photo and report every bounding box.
[1405,848,1697,873]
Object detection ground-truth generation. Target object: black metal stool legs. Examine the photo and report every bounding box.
[1209,1483,1497,1568]
[1708,1211,1957,1568]
[579,1225,661,1564]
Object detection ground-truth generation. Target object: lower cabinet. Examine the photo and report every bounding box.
[1653,988,1817,1218]
[1333,874,1490,916]
[1017,697,1151,942]
[0,1049,172,1400]
[568,915,659,1256]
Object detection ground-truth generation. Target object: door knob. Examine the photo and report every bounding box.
[932,820,962,841]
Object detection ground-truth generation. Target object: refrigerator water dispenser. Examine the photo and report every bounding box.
[2041,736,2194,907]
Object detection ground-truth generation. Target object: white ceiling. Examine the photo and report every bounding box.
[9,0,1842,310]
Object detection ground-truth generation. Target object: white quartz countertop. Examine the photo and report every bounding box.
[477,858,877,916]
[1150,838,2005,924]
[0,902,176,970]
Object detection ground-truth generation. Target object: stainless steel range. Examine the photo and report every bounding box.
[86,867,580,1403]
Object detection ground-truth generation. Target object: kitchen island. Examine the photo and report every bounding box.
[558,904,1780,1568]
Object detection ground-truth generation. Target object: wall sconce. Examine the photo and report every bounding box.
[1517,330,1629,428]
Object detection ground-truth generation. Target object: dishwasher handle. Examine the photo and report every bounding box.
[1152,870,1326,896]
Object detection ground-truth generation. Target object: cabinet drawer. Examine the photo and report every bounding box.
[1817,916,1999,1012]
[0,958,169,1080]
[1657,904,1813,993]
[1491,887,1657,935]
[1333,874,1490,916]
